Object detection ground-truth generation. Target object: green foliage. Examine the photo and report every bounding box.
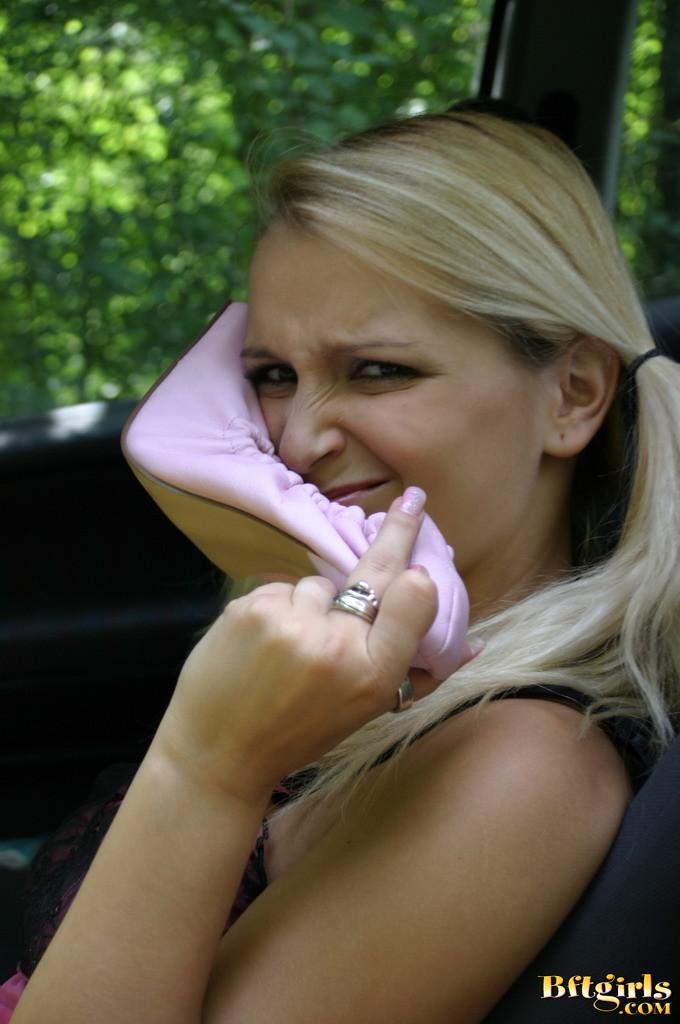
[616,0,680,299]
[2,0,677,417]
[0,0,492,415]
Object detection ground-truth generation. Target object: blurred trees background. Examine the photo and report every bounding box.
[617,0,679,297]
[0,0,677,417]
[0,0,492,415]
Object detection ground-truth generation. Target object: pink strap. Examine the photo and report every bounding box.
[0,971,28,1022]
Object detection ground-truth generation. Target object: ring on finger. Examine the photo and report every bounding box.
[391,676,414,713]
[330,580,380,625]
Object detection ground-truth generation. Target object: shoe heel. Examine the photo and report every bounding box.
[127,461,320,582]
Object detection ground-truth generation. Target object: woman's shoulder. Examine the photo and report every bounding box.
[268,693,631,888]
[488,684,654,793]
[402,692,633,814]
[215,692,633,1023]
[417,683,653,795]
[266,682,646,900]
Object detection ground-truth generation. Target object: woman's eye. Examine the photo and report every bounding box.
[243,360,417,388]
[353,360,417,381]
[243,364,296,387]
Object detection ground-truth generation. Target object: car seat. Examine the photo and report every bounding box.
[1,302,678,1003]
[483,298,680,1020]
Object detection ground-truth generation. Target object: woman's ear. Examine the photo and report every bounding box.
[542,337,621,458]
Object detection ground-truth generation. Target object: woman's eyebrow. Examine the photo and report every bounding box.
[241,339,416,358]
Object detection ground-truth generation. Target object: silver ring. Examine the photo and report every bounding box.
[391,676,414,713]
[330,580,380,625]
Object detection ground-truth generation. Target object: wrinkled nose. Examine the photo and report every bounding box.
[275,397,346,476]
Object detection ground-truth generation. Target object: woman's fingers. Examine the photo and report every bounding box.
[291,576,337,612]
[166,484,475,786]
[230,487,457,719]
[335,488,428,602]
[366,567,439,697]
[323,487,442,704]
[460,640,486,666]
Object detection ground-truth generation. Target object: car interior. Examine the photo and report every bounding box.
[2,0,678,1016]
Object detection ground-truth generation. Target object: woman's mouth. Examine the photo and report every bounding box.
[328,481,388,505]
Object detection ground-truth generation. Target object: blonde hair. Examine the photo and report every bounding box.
[233,112,680,818]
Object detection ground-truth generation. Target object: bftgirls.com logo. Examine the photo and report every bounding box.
[539,975,672,1014]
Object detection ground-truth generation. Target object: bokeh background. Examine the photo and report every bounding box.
[1,0,678,416]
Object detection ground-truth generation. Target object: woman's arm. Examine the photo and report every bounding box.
[12,492,444,1024]
[205,698,631,1024]
[12,732,272,1024]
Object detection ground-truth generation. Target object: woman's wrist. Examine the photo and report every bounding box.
[13,729,272,1024]
[151,709,277,814]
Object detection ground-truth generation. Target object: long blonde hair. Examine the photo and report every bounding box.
[234,112,680,816]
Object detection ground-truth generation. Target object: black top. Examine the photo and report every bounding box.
[371,684,655,794]
[490,684,654,793]
[18,683,656,980]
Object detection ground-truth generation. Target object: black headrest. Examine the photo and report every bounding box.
[645,297,680,362]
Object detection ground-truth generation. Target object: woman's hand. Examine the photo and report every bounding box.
[158,489,476,803]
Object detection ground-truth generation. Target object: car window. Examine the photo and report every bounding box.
[615,0,679,300]
[0,0,493,418]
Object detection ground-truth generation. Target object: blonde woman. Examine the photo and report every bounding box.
[4,110,679,1023]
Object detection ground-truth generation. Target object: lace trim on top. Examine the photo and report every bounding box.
[19,770,293,979]
[17,691,653,980]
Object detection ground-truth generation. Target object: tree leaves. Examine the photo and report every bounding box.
[0,0,497,415]
[1,0,675,416]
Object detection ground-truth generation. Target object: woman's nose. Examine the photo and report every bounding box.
[275,397,346,475]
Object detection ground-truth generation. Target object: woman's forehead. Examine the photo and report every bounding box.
[246,223,545,383]
[247,227,479,350]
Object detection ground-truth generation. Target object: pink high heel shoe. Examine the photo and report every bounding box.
[121,301,469,680]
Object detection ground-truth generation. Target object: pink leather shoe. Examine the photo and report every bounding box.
[121,301,469,680]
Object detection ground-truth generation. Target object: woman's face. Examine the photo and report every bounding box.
[243,224,573,618]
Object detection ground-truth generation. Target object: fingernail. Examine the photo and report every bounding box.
[411,564,429,577]
[469,640,486,656]
[399,486,427,515]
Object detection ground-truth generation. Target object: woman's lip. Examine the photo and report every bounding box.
[327,481,387,503]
